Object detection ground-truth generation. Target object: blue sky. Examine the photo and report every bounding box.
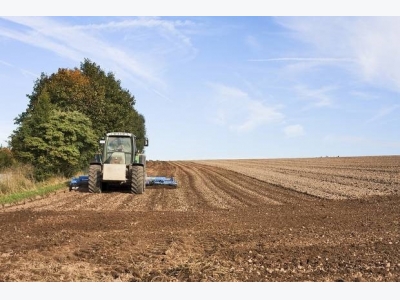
[1,3,400,160]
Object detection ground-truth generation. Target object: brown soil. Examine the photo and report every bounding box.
[0,156,399,282]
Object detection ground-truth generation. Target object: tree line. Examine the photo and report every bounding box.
[4,59,147,180]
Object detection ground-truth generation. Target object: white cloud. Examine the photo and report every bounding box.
[0,60,13,67]
[275,17,400,92]
[284,124,304,138]
[209,83,284,133]
[366,104,400,123]
[245,35,261,51]
[0,58,38,79]
[0,17,198,89]
[152,89,173,102]
[248,58,353,63]
[75,18,196,48]
[295,84,335,108]
[209,83,248,99]
[350,90,379,100]
[230,101,284,132]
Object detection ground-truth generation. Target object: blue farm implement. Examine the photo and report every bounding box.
[69,175,89,191]
[145,176,178,188]
[70,175,177,191]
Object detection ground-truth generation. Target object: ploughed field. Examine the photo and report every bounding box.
[0,156,399,282]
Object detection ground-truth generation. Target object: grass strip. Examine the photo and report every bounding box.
[0,182,68,205]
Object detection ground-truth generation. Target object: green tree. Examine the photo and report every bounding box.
[11,90,54,163]
[15,58,146,151]
[11,108,97,180]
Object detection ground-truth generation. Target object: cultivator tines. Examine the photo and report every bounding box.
[145,176,178,188]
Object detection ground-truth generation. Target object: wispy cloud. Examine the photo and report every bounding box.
[209,83,284,133]
[229,101,284,133]
[210,83,248,99]
[350,90,379,100]
[152,89,173,102]
[0,60,13,67]
[366,104,400,123]
[245,35,262,51]
[0,58,38,78]
[0,16,198,90]
[295,84,336,108]
[248,57,354,62]
[20,69,38,79]
[275,17,400,92]
[284,124,304,138]
[73,18,196,49]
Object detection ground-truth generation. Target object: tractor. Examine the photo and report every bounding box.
[88,132,148,194]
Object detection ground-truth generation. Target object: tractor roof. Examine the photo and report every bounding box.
[106,132,135,138]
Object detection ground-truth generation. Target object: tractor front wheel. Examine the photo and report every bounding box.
[131,165,144,194]
[89,164,102,193]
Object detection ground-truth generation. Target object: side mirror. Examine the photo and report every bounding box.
[144,138,149,147]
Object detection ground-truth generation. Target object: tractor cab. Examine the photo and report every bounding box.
[103,135,133,165]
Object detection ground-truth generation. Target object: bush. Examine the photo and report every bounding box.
[0,164,35,195]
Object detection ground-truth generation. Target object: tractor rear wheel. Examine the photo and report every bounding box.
[89,164,102,193]
[131,165,144,194]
